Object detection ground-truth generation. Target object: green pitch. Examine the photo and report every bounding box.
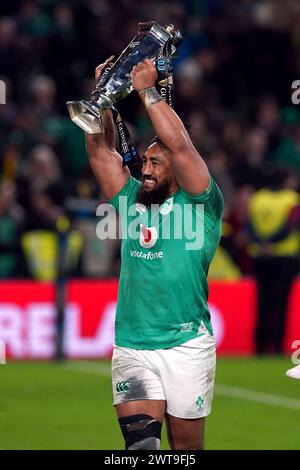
[0,357,299,449]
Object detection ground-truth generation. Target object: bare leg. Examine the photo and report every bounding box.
[165,414,205,450]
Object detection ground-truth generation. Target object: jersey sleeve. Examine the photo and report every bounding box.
[108,176,142,214]
[180,177,224,222]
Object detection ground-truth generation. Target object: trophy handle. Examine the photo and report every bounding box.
[66,100,105,134]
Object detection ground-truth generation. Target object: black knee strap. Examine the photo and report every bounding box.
[118,414,162,450]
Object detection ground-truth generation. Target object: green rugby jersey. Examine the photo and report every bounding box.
[109,176,224,349]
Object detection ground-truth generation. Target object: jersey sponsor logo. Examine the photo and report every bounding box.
[116,381,131,393]
[180,322,193,333]
[130,250,163,260]
[97,198,206,250]
[139,224,158,249]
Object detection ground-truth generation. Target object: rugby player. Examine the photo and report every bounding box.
[86,58,224,450]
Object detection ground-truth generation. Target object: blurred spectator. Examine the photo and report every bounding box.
[256,97,280,137]
[208,148,235,206]
[247,169,300,354]
[275,117,300,174]
[225,185,254,274]
[0,17,22,86]
[208,220,242,281]
[21,217,83,282]
[0,180,25,278]
[17,144,64,230]
[187,111,215,156]
[234,128,270,188]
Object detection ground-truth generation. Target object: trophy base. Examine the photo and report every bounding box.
[66,100,105,134]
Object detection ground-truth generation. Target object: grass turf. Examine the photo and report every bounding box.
[0,357,299,449]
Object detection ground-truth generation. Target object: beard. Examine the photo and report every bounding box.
[136,179,172,208]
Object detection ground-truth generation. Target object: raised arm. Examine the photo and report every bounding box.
[85,57,129,200]
[131,59,210,194]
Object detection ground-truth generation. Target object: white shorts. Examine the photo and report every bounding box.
[112,332,216,419]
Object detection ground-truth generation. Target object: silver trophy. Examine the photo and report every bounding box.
[66,21,181,134]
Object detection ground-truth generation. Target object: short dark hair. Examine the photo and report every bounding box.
[149,125,192,149]
[148,135,165,148]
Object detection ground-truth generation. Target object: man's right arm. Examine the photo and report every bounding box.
[85,57,130,200]
[85,111,130,200]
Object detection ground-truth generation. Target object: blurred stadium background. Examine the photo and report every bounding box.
[0,0,300,450]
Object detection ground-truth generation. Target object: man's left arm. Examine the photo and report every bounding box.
[131,59,210,195]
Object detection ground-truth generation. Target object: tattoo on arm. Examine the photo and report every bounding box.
[139,86,163,109]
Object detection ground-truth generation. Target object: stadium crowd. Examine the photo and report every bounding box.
[0,0,299,282]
